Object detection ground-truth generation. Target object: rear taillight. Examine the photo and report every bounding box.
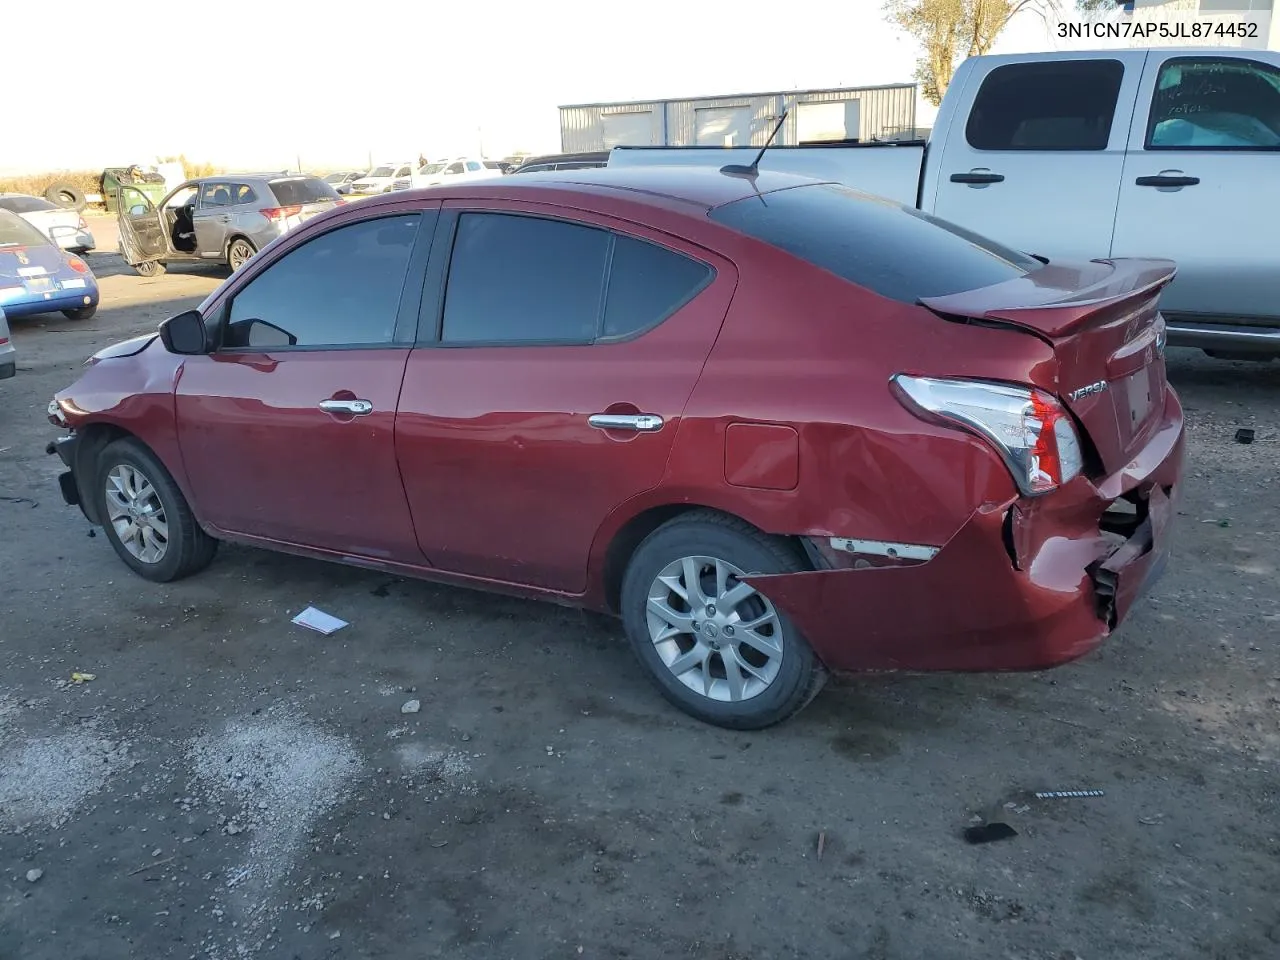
[66,255,89,274]
[892,375,1084,497]
[260,205,303,221]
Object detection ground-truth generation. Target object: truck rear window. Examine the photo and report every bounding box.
[708,183,1040,303]
[269,178,339,206]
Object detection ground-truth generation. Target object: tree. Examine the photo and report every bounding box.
[885,0,1116,106]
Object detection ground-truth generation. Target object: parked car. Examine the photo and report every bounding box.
[0,306,13,379]
[322,171,364,195]
[0,194,95,254]
[612,48,1280,358]
[349,163,415,195]
[512,152,609,174]
[117,174,342,277]
[47,167,1184,729]
[392,158,500,191]
[0,210,99,320]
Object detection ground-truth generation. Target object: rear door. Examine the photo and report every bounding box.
[116,186,168,263]
[194,181,233,257]
[395,202,735,592]
[174,208,436,556]
[928,53,1147,260]
[1111,51,1280,325]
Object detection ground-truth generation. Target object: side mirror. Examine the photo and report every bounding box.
[129,204,148,216]
[159,309,209,355]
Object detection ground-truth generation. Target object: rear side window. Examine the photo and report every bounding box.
[603,235,712,338]
[224,215,420,348]
[0,196,56,214]
[231,184,258,205]
[1147,56,1280,149]
[966,60,1125,151]
[269,178,339,205]
[443,213,609,343]
[0,211,52,247]
[441,213,714,344]
[709,183,1038,304]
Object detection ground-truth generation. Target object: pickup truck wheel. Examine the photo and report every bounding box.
[135,260,165,278]
[95,438,217,583]
[227,238,256,272]
[620,511,826,729]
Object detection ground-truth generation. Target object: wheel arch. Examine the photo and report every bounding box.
[224,233,257,265]
[72,422,139,524]
[596,502,817,615]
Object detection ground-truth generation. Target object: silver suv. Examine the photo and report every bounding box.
[117,173,341,277]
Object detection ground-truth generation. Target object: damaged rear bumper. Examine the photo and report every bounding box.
[747,393,1185,673]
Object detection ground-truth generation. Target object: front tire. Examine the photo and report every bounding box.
[94,438,217,583]
[226,237,256,272]
[62,305,97,321]
[135,260,165,278]
[620,511,826,729]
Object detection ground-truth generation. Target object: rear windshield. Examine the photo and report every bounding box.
[0,211,52,247]
[269,178,339,205]
[0,196,56,214]
[709,183,1040,303]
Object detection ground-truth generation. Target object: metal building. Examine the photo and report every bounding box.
[559,83,920,153]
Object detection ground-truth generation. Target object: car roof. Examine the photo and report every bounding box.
[391,166,833,213]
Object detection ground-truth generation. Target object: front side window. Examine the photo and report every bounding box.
[466,161,482,172]
[224,215,420,349]
[1147,56,1280,149]
[966,59,1125,151]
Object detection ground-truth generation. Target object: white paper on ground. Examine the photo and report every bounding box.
[291,606,349,635]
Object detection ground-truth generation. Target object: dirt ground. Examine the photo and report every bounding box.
[1,242,1278,960]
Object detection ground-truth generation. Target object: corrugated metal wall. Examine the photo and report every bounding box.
[560,84,917,152]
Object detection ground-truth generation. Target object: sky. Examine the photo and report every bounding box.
[3,0,1144,174]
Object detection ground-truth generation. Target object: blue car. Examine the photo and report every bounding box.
[0,208,99,321]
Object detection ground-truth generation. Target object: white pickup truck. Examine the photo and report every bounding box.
[610,48,1280,358]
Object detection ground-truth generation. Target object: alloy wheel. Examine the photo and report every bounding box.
[645,555,784,702]
[228,240,254,271]
[103,463,169,564]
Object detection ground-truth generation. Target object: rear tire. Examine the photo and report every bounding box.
[62,305,97,321]
[226,237,256,272]
[135,260,165,278]
[94,438,217,583]
[620,510,826,729]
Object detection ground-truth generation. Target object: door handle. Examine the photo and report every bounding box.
[950,171,1005,184]
[217,215,231,223]
[1135,174,1199,188]
[588,413,664,432]
[319,398,373,416]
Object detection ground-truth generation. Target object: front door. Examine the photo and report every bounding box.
[928,51,1147,261]
[174,209,434,558]
[116,186,168,264]
[395,203,735,593]
[1112,52,1280,324]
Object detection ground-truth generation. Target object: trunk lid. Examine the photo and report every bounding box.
[921,258,1177,475]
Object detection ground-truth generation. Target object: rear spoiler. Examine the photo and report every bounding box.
[920,258,1177,339]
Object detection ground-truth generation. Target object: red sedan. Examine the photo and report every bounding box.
[47,168,1184,729]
